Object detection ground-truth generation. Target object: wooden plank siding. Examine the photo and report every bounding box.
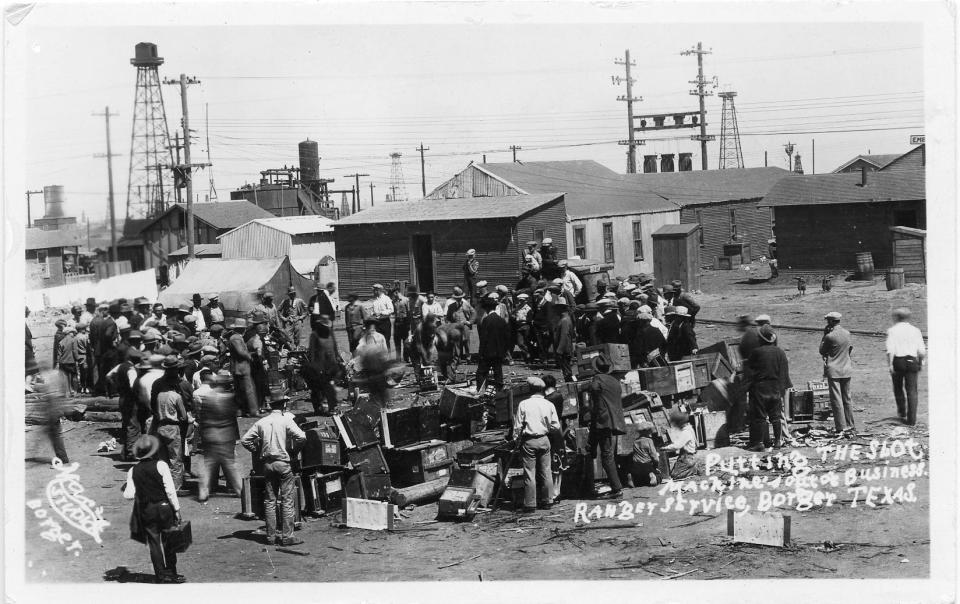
[140,211,222,270]
[891,230,926,283]
[772,200,926,272]
[516,196,568,265]
[680,199,772,266]
[880,146,925,173]
[427,165,521,200]
[567,210,679,278]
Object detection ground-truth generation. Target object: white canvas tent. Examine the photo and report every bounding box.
[158,257,314,317]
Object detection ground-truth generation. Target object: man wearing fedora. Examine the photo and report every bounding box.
[584,355,627,499]
[189,294,208,332]
[227,318,260,417]
[820,311,856,436]
[130,297,152,332]
[110,347,143,460]
[463,249,480,305]
[150,355,193,492]
[123,435,185,583]
[279,285,308,349]
[241,388,306,547]
[595,298,622,345]
[253,291,282,333]
[665,306,698,361]
[476,296,511,392]
[743,325,792,451]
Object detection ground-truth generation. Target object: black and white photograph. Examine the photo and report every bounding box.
[3,1,956,602]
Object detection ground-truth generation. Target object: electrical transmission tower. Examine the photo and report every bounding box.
[718,91,744,169]
[126,42,174,219]
[388,153,409,202]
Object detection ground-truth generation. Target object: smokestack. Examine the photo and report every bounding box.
[643,155,658,174]
[660,154,675,173]
[679,153,693,172]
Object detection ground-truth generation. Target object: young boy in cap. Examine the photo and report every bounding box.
[630,424,661,486]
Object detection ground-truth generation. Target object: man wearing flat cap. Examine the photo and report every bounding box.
[462,249,480,305]
[820,311,855,436]
[512,376,561,512]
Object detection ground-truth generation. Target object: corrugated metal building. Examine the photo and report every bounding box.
[426,161,680,279]
[622,167,792,265]
[218,215,337,277]
[136,201,275,269]
[760,166,925,273]
[333,193,567,296]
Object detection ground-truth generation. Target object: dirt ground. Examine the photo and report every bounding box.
[23,269,931,582]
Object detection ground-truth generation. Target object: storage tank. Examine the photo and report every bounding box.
[43,185,66,218]
[643,155,658,174]
[660,154,675,173]
[299,139,320,183]
[679,153,693,172]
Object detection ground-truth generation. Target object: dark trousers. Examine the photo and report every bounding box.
[892,357,921,424]
[556,352,573,382]
[393,321,410,361]
[141,501,178,580]
[476,356,504,391]
[119,399,141,460]
[376,318,392,351]
[584,428,622,493]
[749,381,783,447]
[347,325,362,354]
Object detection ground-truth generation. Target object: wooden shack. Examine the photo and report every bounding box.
[332,193,567,296]
[652,223,701,291]
[890,226,926,283]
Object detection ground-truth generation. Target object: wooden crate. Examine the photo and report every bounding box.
[787,390,816,422]
[439,387,482,423]
[300,427,343,470]
[699,338,744,373]
[302,470,344,514]
[346,445,390,475]
[675,356,711,389]
[576,343,631,378]
[380,407,421,449]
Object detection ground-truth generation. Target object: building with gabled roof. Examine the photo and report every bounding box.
[333,193,567,296]
[25,227,84,289]
[760,166,925,273]
[832,153,901,173]
[218,214,337,278]
[135,201,275,270]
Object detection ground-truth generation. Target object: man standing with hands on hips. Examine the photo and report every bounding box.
[885,308,926,425]
[512,376,561,513]
[819,311,856,437]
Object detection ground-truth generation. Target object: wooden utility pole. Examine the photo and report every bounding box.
[93,106,120,266]
[344,172,369,212]
[615,49,642,173]
[25,189,43,228]
[510,145,522,163]
[681,42,715,170]
[164,74,205,259]
[369,182,375,205]
[416,142,429,197]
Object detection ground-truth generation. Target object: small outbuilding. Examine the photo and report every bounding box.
[333,193,567,296]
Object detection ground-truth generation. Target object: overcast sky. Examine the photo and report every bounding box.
[17,4,926,220]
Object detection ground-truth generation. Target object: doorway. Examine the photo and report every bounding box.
[411,234,435,293]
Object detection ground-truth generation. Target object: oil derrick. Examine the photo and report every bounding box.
[126,42,174,219]
[388,152,409,202]
[793,153,804,174]
[718,91,744,169]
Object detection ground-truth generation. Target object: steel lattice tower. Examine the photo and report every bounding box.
[126,42,174,219]
[388,152,409,202]
[718,91,744,169]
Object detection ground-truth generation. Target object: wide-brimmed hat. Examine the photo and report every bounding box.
[85,297,97,306]
[183,341,204,357]
[267,387,290,406]
[134,297,150,307]
[108,303,122,314]
[758,324,777,343]
[597,298,616,308]
[249,311,268,325]
[161,355,183,370]
[209,294,219,301]
[451,286,464,298]
[286,286,297,295]
[405,284,420,295]
[128,329,143,340]
[192,293,203,301]
[316,314,332,327]
[133,435,161,460]
[176,303,191,314]
[262,291,275,299]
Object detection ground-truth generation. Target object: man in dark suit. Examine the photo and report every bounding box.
[594,299,622,345]
[96,303,121,396]
[475,297,510,392]
[308,282,338,330]
[553,300,575,382]
[583,355,627,498]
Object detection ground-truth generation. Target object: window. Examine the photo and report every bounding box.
[729,208,737,238]
[36,250,50,278]
[696,210,705,244]
[632,220,644,261]
[602,223,614,264]
[533,228,545,243]
[573,226,586,259]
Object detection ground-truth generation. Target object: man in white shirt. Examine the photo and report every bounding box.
[421,292,445,321]
[512,376,561,513]
[189,294,207,332]
[367,283,395,352]
[885,308,926,425]
[559,262,583,299]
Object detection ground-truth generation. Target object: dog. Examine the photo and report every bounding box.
[795,276,807,295]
